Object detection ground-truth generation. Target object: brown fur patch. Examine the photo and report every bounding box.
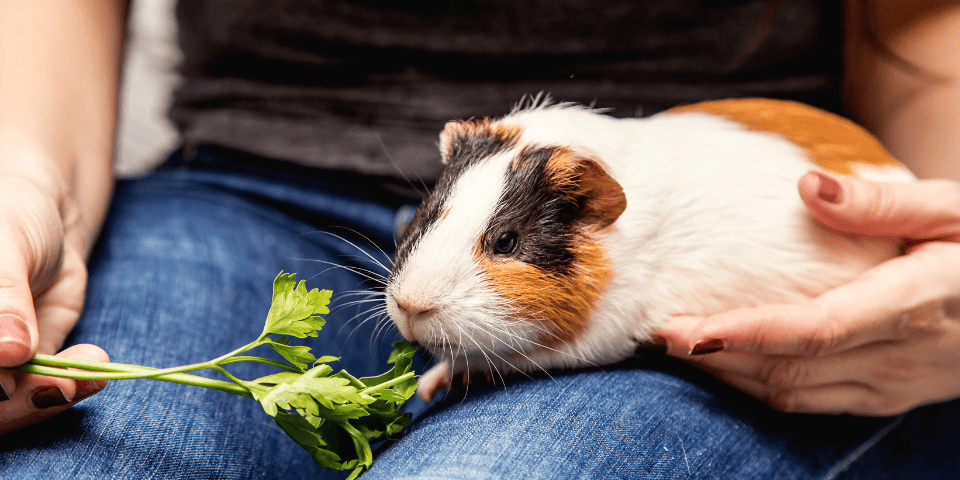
[668,98,903,176]
[440,119,522,165]
[479,238,613,349]
[543,148,627,229]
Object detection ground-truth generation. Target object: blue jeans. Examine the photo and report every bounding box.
[0,146,957,479]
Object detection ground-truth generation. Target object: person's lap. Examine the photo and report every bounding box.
[1,148,956,479]
[366,360,897,480]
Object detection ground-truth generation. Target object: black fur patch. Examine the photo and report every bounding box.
[483,146,580,276]
[391,130,584,283]
[390,123,520,279]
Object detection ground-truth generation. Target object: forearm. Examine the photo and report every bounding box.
[0,0,128,256]
[844,0,960,181]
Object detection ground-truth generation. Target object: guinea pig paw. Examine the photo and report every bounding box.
[417,361,452,402]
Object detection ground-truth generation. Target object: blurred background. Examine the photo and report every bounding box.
[114,0,180,177]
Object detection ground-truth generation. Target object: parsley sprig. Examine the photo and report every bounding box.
[19,272,418,479]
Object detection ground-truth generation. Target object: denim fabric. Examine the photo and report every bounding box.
[0,147,957,479]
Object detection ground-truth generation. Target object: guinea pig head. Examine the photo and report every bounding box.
[386,119,626,368]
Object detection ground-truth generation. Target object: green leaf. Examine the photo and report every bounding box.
[262,272,332,338]
[268,337,316,371]
[250,371,303,386]
[338,420,374,476]
[351,341,418,405]
[274,412,346,469]
[274,412,372,480]
[251,376,363,416]
[313,355,340,365]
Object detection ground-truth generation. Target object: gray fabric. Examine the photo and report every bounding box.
[169,0,844,180]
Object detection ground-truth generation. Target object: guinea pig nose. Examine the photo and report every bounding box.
[396,299,436,322]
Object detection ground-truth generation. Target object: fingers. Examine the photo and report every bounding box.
[32,245,87,355]
[688,327,960,416]
[798,171,960,241]
[660,244,960,357]
[706,369,884,415]
[0,250,40,366]
[0,344,108,435]
[0,182,68,365]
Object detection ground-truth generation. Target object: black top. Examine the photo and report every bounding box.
[169,0,844,181]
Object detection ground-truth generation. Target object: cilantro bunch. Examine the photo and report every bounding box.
[20,272,418,479]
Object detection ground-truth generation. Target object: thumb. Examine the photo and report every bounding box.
[0,237,42,366]
[0,183,67,366]
[798,171,960,241]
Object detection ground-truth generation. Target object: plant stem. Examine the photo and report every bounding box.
[359,372,416,396]
[18,362,252,397]
[19,352,269,398]
[220,356,302,373]
[24,353,233,380]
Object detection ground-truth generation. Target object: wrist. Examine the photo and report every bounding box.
[0,130,111,258]
[0,129,73,202]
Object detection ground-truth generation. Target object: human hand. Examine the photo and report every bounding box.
[656,171,960,416]
[0,174,107,434]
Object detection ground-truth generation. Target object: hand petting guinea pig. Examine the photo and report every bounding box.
[385,97,915,402]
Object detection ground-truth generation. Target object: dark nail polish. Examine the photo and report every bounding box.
[690,339,725,355]
[635,335,668,355]
[75,380,105,397]
[0,383,9,402]
[815,172,842,204]
[31,386,70,408]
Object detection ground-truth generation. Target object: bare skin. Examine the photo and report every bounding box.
[0,0,126,433]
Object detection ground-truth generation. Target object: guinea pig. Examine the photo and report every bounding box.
[385,97,915,401]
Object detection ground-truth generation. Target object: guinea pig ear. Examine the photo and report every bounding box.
[439,119,522,165]
[438,121,463,165]
[571,157,627,229]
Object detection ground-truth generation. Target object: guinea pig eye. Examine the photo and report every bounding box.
[494,231,518,255]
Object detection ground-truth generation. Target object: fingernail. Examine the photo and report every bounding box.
[690,339,725,355]
[635,335,668,355]
[0,314,31,359]
[814,172,842,204]
[75,380,106,397]
[31,386,70,408]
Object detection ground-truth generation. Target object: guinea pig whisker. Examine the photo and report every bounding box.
[338,304,388,339]
[465,325,536,383]
[369,309,397,349]
[486,332,555,382]
[474,321,557,380]
[337,255,392,276]
[329,291,387,316]
[485,305,604,370]
[457,326,504,386]
[310,227,394,273]
[373,313,399,345]
[333,298,389,310]
[333,290,386,302]
[474,320,528,351]
[372,129,431,201]
[299,259,389,286]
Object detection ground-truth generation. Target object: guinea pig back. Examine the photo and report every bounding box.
[386,97,915,390]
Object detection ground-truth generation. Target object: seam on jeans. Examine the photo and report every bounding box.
[820,414,907,480]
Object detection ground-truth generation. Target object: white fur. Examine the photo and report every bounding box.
[386,151,544,371]
[391,103,915,395]
[501,105,911,369]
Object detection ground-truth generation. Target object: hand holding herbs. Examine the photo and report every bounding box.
[18,272,418,479]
